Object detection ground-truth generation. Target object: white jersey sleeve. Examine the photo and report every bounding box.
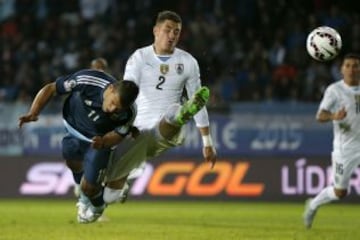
[318,84,339,113]
[185,56,210,128]
[123,50,142,85]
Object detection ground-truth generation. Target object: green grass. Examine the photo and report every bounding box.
[0,199,359,240]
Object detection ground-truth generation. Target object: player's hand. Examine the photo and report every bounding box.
[92,136,104,149]
[130,126,140,139]
[333,107,346,120]
[18,113,38,128]
[202,146,217,169]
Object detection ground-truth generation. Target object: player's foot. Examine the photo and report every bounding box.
[119,181,130,203]
[76,201,89,223]
[76,191,92,223]
[303,198,317,229]
[120,161,146,203]
[176,86,210,125]
[128,162,146,179]
[78,204,106,224]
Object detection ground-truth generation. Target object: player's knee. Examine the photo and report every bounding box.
[103,187,124,204]
[334,188,347,199]
[66,160,82,172]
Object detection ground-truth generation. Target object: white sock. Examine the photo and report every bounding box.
[103,183,129,204]
[310,186,339,210]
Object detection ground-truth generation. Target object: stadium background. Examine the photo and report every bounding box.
[1,0,360,202]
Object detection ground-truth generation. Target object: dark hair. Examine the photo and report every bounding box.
[156,10,182,25]
[114,81,139,108]
[343,53,360,61]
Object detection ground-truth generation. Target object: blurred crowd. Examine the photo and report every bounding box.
[0,0,359,106]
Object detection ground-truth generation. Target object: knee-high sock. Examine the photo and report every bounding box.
[89,189,105,207]
[310,186,339,210]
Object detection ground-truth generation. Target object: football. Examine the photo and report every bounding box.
[306,26,342,61]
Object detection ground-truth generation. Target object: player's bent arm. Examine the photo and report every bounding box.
[316,109,335,122]
[18,82,57,128]
[28,82,57,116]
[92,131,125,149]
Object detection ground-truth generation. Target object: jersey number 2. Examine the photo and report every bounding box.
[156,76,165,90]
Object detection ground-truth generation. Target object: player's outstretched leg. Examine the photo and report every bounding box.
[176,86,210,125]
[303,198,317,229]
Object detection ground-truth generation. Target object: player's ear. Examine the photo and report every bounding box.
[153,25,158,36]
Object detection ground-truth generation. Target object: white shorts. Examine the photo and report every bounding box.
[331,150,360,189]
[105,126,184,182]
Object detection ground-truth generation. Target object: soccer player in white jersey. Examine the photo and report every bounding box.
[303,53,360,229]
[102,10,217,204]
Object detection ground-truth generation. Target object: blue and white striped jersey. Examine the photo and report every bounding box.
[55,69,136,139]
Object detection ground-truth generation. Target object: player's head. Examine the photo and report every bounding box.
[102,81,139,113]
[153,10,182,54]
[341,53,360,84]
[91,57,108,72]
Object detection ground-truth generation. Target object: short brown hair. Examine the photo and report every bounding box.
[91,58,108,71]
[343,53,360,61]
[156,10,182,25]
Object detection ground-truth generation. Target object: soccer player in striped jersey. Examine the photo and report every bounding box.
[18,68,139,223]
[103,10,217,204]
[303,53,360,229]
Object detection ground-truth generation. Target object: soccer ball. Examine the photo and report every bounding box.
[306,26,342,61]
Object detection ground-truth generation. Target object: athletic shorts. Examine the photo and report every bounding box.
[105,126,184,182]
[331,150,360,189]
[62,134,111,185]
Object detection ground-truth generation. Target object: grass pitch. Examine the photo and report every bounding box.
[0,199,359,240]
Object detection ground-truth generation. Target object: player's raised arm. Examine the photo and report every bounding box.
[18,82,57,128]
